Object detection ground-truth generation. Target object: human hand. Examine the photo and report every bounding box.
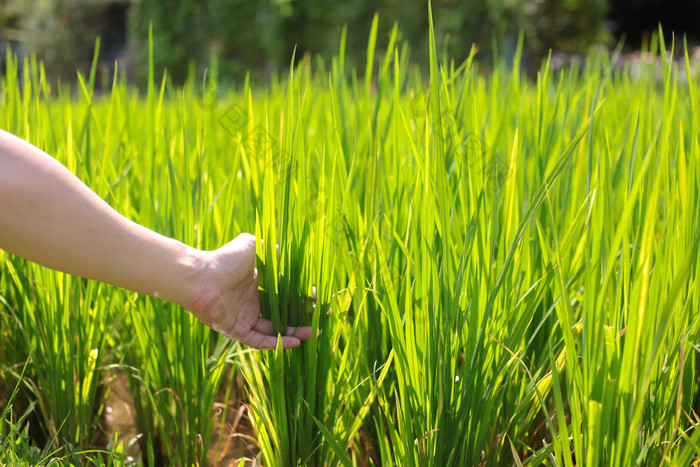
[186,233,313,349]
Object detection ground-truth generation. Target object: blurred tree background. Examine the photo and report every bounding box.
[0,0,699,86]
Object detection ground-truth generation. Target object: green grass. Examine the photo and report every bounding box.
[1,11,700,466]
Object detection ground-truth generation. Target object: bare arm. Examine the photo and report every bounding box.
[0,129,310,349]
[0,129,201,305]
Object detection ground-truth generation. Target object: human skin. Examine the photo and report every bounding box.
[0,129,312,349]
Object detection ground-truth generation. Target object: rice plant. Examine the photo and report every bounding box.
[1,6,700,466]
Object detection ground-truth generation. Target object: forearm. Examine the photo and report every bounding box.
[0,129,203,307]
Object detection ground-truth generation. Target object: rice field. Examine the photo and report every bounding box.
[1,12,700,467]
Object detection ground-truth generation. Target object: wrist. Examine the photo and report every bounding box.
[158,240,210,309]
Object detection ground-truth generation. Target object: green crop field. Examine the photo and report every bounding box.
[1,10,700,467]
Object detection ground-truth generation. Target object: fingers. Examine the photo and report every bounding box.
[239,332,303,350]
[230,318,314,350]
[286,324,314,340]
[252,319,314,340]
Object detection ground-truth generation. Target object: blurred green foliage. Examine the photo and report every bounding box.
[2,0,610,85]
[0,0,126,83]
[128,0,284,84]
[129,0,610,84]
[0,0,20,30]
[127,0,381,84]
[1,0,97,79]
